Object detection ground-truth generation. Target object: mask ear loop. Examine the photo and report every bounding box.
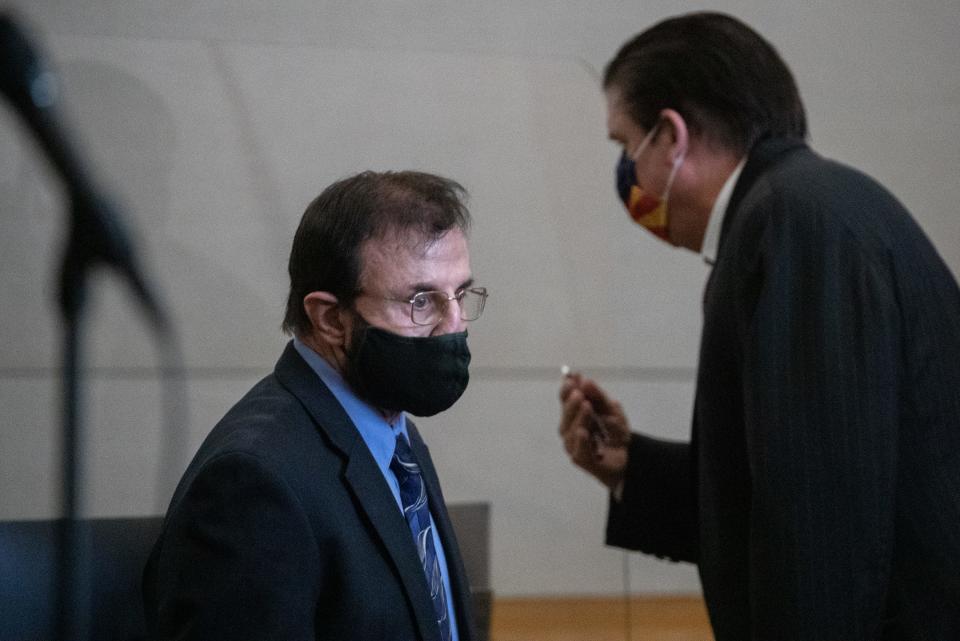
[657,111,687,205]
[629,122,660,162]
[633,119,685,202]
[661,148,685,202]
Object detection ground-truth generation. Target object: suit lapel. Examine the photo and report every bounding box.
[342,456,442,641]
[273,342,441,641]
[720,137,808,255]
[408,423,476,641]
[704,136,808,307]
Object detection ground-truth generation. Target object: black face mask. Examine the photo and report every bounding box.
[344,319,471,417]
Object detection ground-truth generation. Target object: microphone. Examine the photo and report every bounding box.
[0,12,166,328]
[2,14,181,641]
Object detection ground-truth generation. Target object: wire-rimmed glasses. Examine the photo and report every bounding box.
[377,287,488,326]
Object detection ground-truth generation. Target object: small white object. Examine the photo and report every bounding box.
[560,364,571,377]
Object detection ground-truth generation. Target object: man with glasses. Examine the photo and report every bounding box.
[145,170,488,641]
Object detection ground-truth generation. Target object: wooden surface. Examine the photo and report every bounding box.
[490,595,713,641]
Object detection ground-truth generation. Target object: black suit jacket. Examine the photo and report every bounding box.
[143,342,476,641]
[608,138,960,640]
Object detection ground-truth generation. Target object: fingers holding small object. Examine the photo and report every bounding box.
[565,400,594,461]
[559,386,584,437]
[559,365,621,468]
[559,366,582,403]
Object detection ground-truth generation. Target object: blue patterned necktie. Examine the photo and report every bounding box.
[390,433,453,641]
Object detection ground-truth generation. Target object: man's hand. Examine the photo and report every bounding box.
[558,372,630,492]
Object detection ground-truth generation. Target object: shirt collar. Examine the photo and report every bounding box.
[292,337,407,470]
[700,158,746,265]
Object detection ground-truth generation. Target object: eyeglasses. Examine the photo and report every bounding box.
[373,287,488,326]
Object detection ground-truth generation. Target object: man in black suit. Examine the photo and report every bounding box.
[559,12,960,640]
[145,170,488,640]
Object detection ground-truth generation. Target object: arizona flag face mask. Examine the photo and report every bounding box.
[615,125,684,241]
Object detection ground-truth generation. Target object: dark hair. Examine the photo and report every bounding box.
[603,12,807,154]
[282,170,470,336]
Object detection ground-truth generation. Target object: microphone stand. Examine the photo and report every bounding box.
[56,189,115,641]
[1,13,170,641]
[58,254,91,641]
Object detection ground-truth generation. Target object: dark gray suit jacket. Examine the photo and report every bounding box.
[608,138,960,640]
[143,342,476,641]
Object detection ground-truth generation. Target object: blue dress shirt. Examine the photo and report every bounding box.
[293,338,460,641]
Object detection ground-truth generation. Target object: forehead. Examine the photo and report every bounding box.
[358,228,471,292]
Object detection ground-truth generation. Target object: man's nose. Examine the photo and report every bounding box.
[433,296,467,335]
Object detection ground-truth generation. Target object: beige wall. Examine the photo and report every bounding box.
[2,0,958,597]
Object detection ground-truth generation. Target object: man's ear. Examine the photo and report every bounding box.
[658,108,689,162]
[303,291,348,346]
